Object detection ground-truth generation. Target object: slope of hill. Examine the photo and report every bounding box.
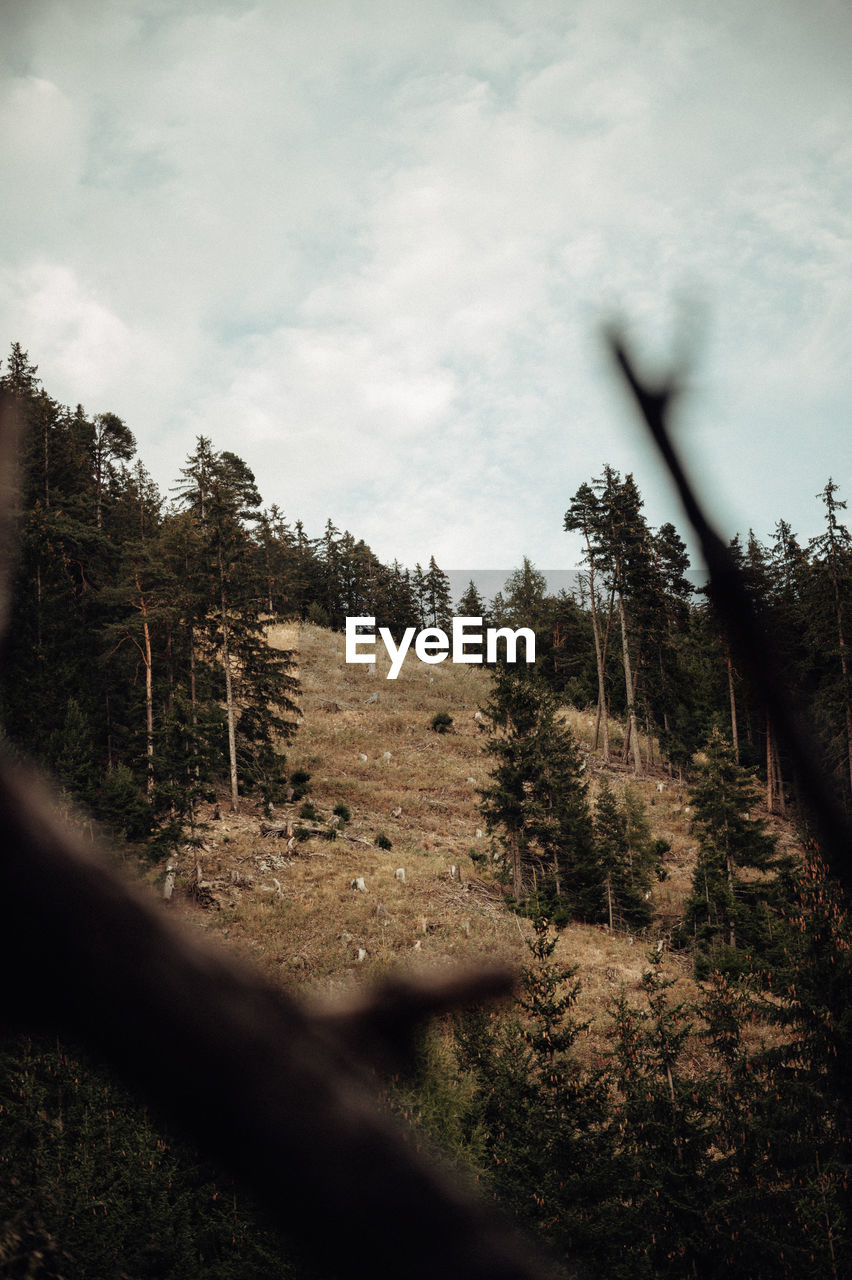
[164,622,799,1054]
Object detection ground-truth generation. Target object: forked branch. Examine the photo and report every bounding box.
[607,329,852,897]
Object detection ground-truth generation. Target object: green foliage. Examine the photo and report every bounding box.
[478,666,595,913]
[0,1036,297,1280]
[452,917,608,1257]
[332,802,350,823]
[97,762,151,841]
[593,779,651,931]
[375,831,392,850]
[289,769,311,802]
[385,867,851,1280]
[429,711,453,733]
[46,697,98,805]
[680,728,787,978]
[455,579,487,622]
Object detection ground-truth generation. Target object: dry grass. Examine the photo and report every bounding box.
[166,622,800,1056]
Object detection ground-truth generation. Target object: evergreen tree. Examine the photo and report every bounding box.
[0,340,40,400]
[681,728,780,977]
[424,555,452,629]
[494,558,548,630]
[89,411,136,529]
[456,578,487,620]
[806,479,852,801]
[175,439,299,813]
[565,481,613,760]
[477,667,594,911]
[602,958,715,1277]
[411,562,428,628]
[593,779,651,932]
[453,918,609,1262]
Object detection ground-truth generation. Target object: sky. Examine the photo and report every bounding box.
[1,0,851,575]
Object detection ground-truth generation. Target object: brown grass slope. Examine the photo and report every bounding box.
[168,622,801,1057]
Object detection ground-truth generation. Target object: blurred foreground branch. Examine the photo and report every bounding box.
[607,328,851,898]
[0,389,559,1280]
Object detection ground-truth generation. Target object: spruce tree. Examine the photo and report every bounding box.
[682,728,779,977]
[477,667,594,911]
[174,439,299,812]
[424,555,452,629]
[565,481,612,760]
[593,779,651,932]
[456,578,486,621]
[452,918,608,1262]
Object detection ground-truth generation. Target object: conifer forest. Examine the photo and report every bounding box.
[1,342,851,1279]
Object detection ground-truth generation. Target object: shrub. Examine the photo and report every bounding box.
[375,832,392,850]
[430,711,453,734]
[290,768,312,802]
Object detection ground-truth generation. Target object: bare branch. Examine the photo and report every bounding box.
[606,326,852,898]
[0,757,559,1279]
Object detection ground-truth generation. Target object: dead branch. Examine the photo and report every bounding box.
[0,757,558,1280]
[606,328,852,897]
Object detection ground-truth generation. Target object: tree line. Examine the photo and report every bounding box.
[2,339,851,1276]
[481,464,852,821]
[0,343,457,849]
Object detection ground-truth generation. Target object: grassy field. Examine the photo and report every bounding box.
[166,621,799,1061]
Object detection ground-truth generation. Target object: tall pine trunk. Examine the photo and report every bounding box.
[726,645,739,762]
[618,592,642,776]
[218,546,240,814]
[135,571,155,796]
[509,826,523,899]
[586,562,610,762]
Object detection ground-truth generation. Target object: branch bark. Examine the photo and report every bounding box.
[0,757,560,1280]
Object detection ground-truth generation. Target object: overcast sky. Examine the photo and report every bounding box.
[2,0,851,573]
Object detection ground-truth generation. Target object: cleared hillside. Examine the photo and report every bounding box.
[165,622,800,1057]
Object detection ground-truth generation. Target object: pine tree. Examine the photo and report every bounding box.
[682,728,779,977]
[807,479,852,800]
[424,555,452,629]
[89,411,136,529]
[477,667,594,910]
[452,917,608,1261]
[603,956,714,1276]
[593,779,651,932]
[175,439,299,812]
[456,578,487,621]
[565,482,613,760]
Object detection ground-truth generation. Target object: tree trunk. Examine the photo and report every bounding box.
[189,625,200,782]
[725,833,736,949]
[618,592,642,776]
[510,827,523,899]
[727,646,739,762]
[136,575,155,797]
[585,559,610,762]
[218,548,240,813]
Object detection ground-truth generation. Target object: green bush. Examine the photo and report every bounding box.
[0,1035,297,1279]
[430,711,453,733]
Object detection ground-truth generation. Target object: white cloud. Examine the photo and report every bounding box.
[1,0,851,567]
